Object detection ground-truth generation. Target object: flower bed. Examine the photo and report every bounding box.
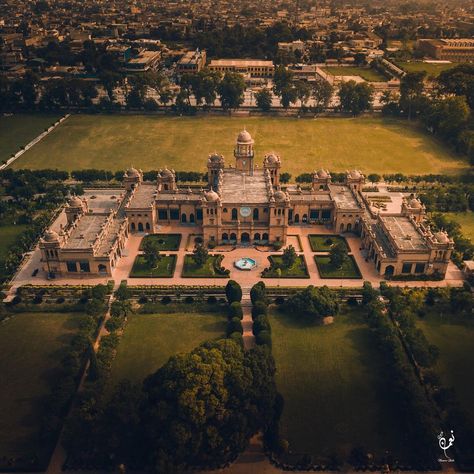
[308,234,349,252]
[129,255,177,278]
[314,255,362,279]
[261,255,310,279]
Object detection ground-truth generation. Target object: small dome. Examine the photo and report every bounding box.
[68,195,82,207]
[316,169,329,179]
[160,168,174,178]
[126,167,140,178]
[237,129,253,143]
[349,170,362,179]
[435,231,449,244]
[265,153,280,165]
[409,198,422,209]
[274,190,286,202]
[205,190,220,202]
[208,153,223,163]
[43,230,59,242]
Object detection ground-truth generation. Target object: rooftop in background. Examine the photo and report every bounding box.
[329,184,360,209]
[82,189,123,214]
[381,216,427,252]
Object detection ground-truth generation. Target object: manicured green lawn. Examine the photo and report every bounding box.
[418,316,474,422]
[0,224,28,280]
[443,211,474,240]
[322,66,387,82]
[0,312,86,465]
[11,115,467,176]
[308,234,349,252]
[262,255,309,278]
[0,113,61,163]
[129,255,176,278]
[315,255,362,279]
[396,61,460,78]
[182,254,229,278]
[109,312,227,386]
[139,233,182,251]
[270,310,405,458]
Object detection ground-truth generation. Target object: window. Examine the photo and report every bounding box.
[158,210,168,220]
[322,210,331,219]
[196,209,203,220]
[223,208,228,213]
[310,209,319,219]
[402,263,412,274]
[79,261,90,273]
[415,263,425,274]
[170,209,179,220]
[231,208,238,220]
[66,261,77,272]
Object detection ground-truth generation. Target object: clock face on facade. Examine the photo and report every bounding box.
[240,207,252,218]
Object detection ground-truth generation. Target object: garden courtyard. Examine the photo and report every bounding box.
[10,114,468,176]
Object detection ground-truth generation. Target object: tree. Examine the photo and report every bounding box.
[141,339,277,470]
[338,81,374,116]
[367,173,381,183]
[399,72,426,120]
[311,80,333,114]
[295,80,311,110]
[329,241,347,269]
[218,72,245,110]
[142,238,162,269]
[280,172,291,183]
[285,285,338,319]
[192,243,209,266]
[250,281,267,305]
[282,245,297,269]
[273,65,293,98]
[437,64,474,109]
[225,280,242,303]
[255,88,272,112]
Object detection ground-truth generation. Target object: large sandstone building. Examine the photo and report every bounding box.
[40,130,454,279]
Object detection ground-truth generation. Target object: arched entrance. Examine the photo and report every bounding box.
[138,222,144,232]
[253,208,259,220]
[384,265,395,278]
[98,264,107,274]
[131,222,136,231]
[230,233,237,241]
[254,233,261,241]
[347,223,352,232]
[294,214,300,224]
[190,213,195,223]
[241,232,250,243]
[262,233,269,241]
[302,214,308,223]
[181,214,187,223]
[340,223,345,232]
[146,222,151,231]
[222,233,229,241]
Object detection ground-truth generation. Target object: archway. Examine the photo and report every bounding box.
[302,214,308,223]
[131,222,136,231]
[262,233,269,241]
[146,222,151,231]
[138,222,144,232]
[230,233,237,241]
[384,265,395,278]
[254,233,261,241]
[294,214,300,224]
[98,264,107,274]
[340,223,345,232]
[231,208,238,220]
[241,232,250,243]
[181,214,187,223]
[222,233,229,241]
[190,213,195,223]
[253,208,259,220]
[347,223,352,232]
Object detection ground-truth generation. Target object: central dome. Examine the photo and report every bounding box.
[237,129,253,144]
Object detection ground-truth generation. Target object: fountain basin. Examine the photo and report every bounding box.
[234,257,257,271]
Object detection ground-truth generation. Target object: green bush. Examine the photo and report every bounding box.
[253,314,271,335]
[105,316,124,333]
[228,301,243,319]
[228,331,244,347]
[226,317,243,336]
[225,280,242,303]
[250,281,267,304]
[252,301,268,319]
[256,330,272,347]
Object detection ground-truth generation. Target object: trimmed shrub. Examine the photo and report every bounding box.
[252,301,268,319]
[225,280,242,303]
[250,281,267,304]
[138,296,148,304]
[33,295,43,304]
[105,316,124,333]
[229,331,244,347]
[184,296,194,304]
[274,296,285,305]
[228,301,243,320]
[56,297,65,304]
[256,330,272,347]
[253,314,271,335]
[207,295,217,304]
[226,317,243,336]
[161,295,172,305]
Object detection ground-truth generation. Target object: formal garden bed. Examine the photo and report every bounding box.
[308,234,349,252]
[139,233,181,251]
[129,255,177,278]
[315,255,362,279]
[262,255,310,279]
[182,254,230,278]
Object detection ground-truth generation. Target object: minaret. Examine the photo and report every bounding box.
[234,129,255,175]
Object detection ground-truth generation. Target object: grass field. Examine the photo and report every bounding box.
[109,312,226,386]
[443,211,474,240]
[262,255,309,278]
[418,315,474,422]
[308,234,349,252]
[322,66,386,82]
[0,312,85,463]
[0,225,28,280]
[315,255,362,279]
[11,115,467,176]
[396,61,460,78]
[129,255,176,277]
[139,233,182,251]
[182,254,229,278]
[0,113,61,163]
[270,310,404,458]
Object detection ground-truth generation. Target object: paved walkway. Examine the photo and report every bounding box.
[9,224,465,294]
[241,291,255,351]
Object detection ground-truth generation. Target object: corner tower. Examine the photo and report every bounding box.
[234,129,254,175]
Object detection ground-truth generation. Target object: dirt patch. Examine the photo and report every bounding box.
[322,316,334,325]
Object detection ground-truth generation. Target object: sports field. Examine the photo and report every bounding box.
[0,113,61,163]
[109,312,227,386]
[270,309,405,458]
[322,66,386,82]
[396,61,460,78]
[11,115,467,175]
[0,312,85,464]
[418,316,474,422]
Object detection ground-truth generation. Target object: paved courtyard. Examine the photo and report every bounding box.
[9,224,465,292]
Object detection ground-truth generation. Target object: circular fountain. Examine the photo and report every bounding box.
[234,257,257,271]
